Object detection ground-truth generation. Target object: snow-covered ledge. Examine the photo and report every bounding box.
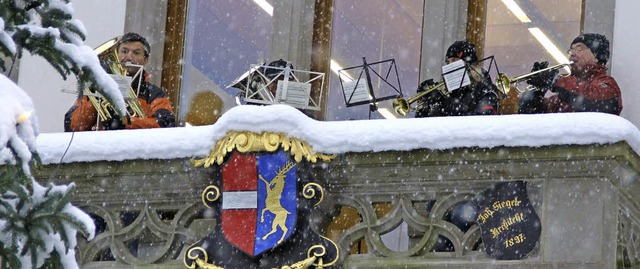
[31,105,640,268]
[36,105,640,164]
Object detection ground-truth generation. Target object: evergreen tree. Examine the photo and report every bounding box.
[0,0,125,268]
[0,0,126,115]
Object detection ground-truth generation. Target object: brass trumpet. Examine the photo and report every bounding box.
[495,61,573,95]
[392,81,447,116]
[84,36,147,126]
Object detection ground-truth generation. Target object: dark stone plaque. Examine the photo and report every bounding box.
[473,180,541,260]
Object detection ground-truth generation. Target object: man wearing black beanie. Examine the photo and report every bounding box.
[518,33,622,115]
[415,41,500,117]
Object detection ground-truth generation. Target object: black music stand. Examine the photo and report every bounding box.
[337,57,403,119]
[441,55,500,93]
[479,55,500,76]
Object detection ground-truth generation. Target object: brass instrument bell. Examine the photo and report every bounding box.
[392,81,447,116]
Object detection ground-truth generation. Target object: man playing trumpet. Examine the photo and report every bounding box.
[64,32,175,131]
[518,33,622,115]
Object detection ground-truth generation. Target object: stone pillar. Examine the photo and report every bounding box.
[270,0,316,71]
[420,0,468,81]
[124,1,169,87]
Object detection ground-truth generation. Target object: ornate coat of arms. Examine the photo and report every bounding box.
[184,131,340,269]
[221,150,297,256]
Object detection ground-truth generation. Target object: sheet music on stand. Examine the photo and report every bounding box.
[337,57,403,119]
[442,59,470,92]
[274,80,312,108]
[447,55,504,94]
[108,74,133,98]
[70,63,143,101]
[341,79,371,105]
[226,62,324,111]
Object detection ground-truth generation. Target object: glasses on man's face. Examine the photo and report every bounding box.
[567,44,587,54]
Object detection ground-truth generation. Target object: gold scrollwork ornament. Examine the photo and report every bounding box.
[201,185,220,208]
[196,258,224,269]
[278,256,317,269]
[277,245,328,269]
[192,131,336,167]
[185,244,338,269]
[303,183,324,207]
[184,246,208,269]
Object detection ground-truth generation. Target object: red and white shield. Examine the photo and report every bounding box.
[220,150,297,256]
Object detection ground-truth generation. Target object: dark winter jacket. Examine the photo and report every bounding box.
[64,71,175,131]
[518,64,622,115]
[416,67,500,117]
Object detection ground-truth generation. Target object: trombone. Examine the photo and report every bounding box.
[495,61,573,95]
[84,36,147,127]
[392,81,447,116]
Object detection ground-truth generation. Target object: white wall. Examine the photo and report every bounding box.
[612,0,640,127]
[17,1,126,133]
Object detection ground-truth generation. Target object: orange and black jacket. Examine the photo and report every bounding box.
[64,73,176,131]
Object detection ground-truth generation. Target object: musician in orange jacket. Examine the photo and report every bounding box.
[518,33,622,115]
[64,32,175,131]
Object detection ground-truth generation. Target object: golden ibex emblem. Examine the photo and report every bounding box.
[259,161,295,244]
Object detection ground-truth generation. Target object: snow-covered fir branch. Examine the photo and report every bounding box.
[0,0,108,268]
[0,0,126,116]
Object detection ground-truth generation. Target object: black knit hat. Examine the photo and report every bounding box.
[263,59,294,79]
[118,32,151,58]
[571,33,610,65]
[446,41,478,63]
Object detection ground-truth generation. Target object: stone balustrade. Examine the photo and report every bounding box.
[12,107,640,268]
[28,141,640,268]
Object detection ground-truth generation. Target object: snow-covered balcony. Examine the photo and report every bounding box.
[31,105,640,268]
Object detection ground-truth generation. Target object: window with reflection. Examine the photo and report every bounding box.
[179,0,274,126]
[484,0,582,86]
[327,0,424,120]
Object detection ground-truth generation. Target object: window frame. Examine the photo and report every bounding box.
[161,0,187,119]
[161,0,597,123]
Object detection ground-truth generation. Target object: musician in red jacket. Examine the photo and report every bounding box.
[64,32,175,131]
[518,33,622,115]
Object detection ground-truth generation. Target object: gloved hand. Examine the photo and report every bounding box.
[102,117,125,130]
[526,61,558,89]
[417,79,436,93]
[517,88,546,114]
[417,79,443,103]
[102,107,125,130]
[553,85,576,103]
[416,79,446,117]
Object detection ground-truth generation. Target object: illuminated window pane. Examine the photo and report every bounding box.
[484,0,581,85]
[180,0,273,125]
[327,0,424,120]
